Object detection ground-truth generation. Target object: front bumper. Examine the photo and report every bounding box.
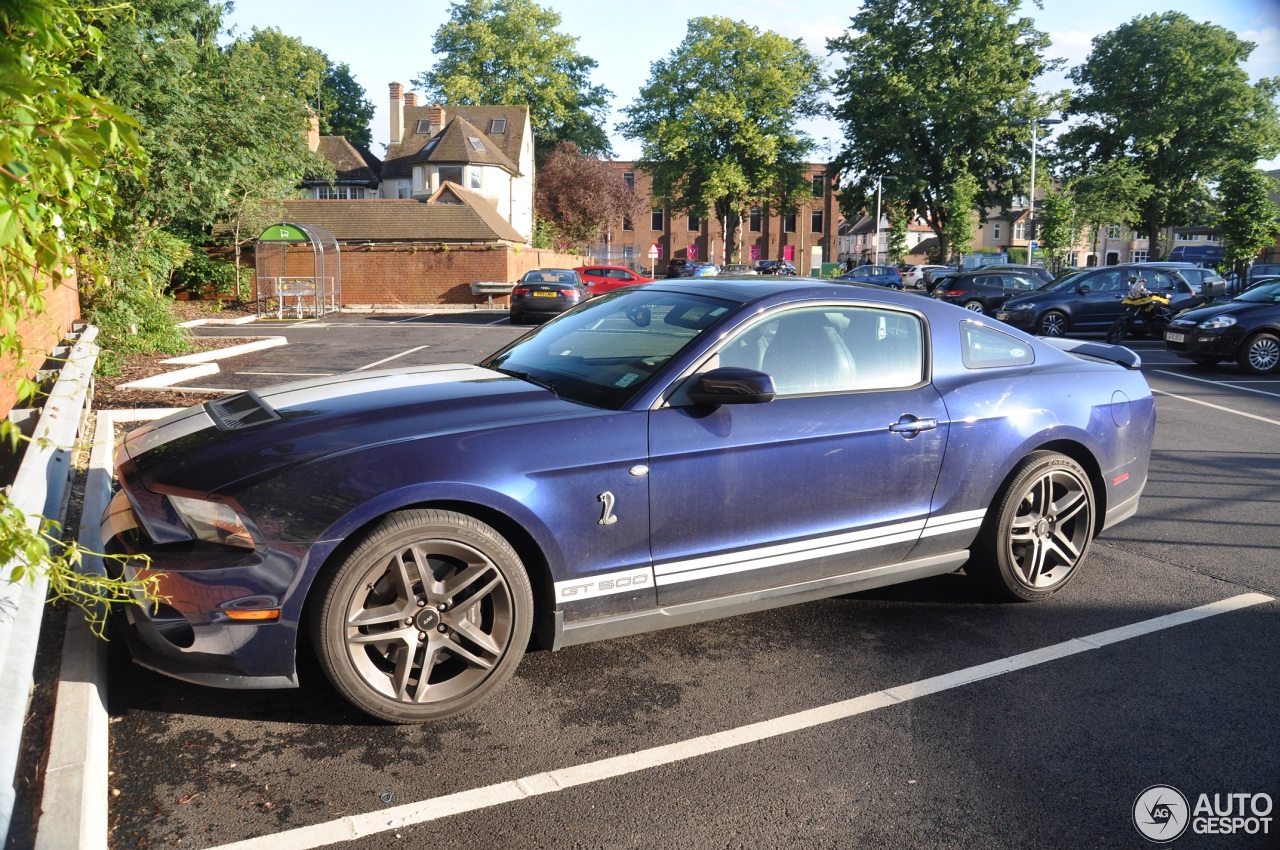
[994,309,1036,329]
[1163,325,1241,359]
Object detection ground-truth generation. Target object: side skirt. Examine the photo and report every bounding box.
[551,550,969,651]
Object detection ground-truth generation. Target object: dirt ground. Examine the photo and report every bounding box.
[93,300,259,410]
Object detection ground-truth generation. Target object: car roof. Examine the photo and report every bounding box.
[645,276,903,305]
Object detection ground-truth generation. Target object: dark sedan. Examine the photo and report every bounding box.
[932,270,1040,315]
[1163,279,1280,374]
[509,269,590,324]
[837,265,904,289]
[753,259,797,275]
[996,265,1197,336]
[975,263,1055,286]
[102,279,1154,723]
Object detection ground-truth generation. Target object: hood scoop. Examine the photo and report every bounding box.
[204,391,281,431]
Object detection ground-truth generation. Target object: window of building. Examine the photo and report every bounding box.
[651,209,664,231]
[397,185,410,199]
[811,174,824,196]
[468,137,486,152]
[623,172,635,190]
[688,216,700,232]
[622,216,633,232]
[412,168,425,194]
[315,186,367,199]
[437,165,464,187]
[1014,221,1028,241]
[749,208,762,233]
[470,168,482,189]
[415,119,433,134]
[811,210,823,233]
[783,213,797,233]
[1130,250,1148,263]
[1107,225,1122,239]
[489,118,507,134]
[992,222,1002,241]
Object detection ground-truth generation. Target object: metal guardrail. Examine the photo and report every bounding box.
[0,325,99,846]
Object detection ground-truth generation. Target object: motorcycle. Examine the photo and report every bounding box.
[1105,278,1176,344]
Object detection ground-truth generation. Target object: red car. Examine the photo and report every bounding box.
[574,265,654,296]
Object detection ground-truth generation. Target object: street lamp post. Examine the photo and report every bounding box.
[873,174,897,266]
[1012,117,1062,260]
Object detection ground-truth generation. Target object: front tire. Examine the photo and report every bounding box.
[1239,332,1280,375]
[311,510,533,723]
[968,452,1096,601]
[1105,315,1131,344]
[1038,310,1068,337]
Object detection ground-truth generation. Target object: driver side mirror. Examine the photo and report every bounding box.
[1077,282,1092,293]
[686,368,777,406]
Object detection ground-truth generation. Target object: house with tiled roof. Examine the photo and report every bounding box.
[302,118,382,199]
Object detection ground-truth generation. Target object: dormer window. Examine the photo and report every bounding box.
[489,118,507,134]
[468,137,486,152]
[415,119,433,134]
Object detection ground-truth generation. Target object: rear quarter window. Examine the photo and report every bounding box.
[961,322,1035,369]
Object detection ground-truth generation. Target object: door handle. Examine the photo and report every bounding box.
[889,415,938,439]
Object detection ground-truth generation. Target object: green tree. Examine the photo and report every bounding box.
[1,0,162,626]
[886,202,910,266]
[1065,159,1151,262]
[1035,189,1079,270]
[618,16,824,264]
[415,0,611,160]
[1217,165,1280,272]
[1058,12,1280,260]
[241,28,374,148]
[828,0,1053,261]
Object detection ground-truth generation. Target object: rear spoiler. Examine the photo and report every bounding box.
[1038,337,1143,370]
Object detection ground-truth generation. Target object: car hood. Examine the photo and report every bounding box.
[120,364,594,497]
[1171,300,1264,324]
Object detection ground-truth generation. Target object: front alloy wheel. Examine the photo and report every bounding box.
[1038,311,1068,336]
[969,452,1095,601]
[312,510,532,723]
[1239,332,1280,375]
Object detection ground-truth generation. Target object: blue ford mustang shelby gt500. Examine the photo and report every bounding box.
[102,279,1155,722]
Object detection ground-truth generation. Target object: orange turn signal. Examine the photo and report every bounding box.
[224,609,281,621]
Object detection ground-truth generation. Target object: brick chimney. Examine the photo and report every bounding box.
[428,104,446,136]
[404,92,417,108]
[389,81,403,144]
[306,110,320,152]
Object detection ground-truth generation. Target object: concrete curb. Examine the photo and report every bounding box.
[37,410,178,850]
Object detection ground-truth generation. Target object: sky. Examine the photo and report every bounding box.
[223,0,1280,165]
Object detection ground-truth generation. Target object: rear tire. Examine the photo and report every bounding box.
[963,300,985,313]
[1105,316,1130,344]
[968,452,1095,602]
[310,510,533,723]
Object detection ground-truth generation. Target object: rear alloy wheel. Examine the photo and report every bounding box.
[963,300,985,313]
[1037,311,1068,336]
[311,510,532,723]
[969,452,1095,601]
[1238,332,1280,375]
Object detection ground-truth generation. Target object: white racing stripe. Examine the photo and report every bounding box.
[653,510,980,586]
[203,592,1273,850]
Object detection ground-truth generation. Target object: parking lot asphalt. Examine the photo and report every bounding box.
[87,315,1280,850]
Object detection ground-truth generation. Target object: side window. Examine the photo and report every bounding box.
[961,322,1035,369]
[974,275,1000,288]
[716,306,924,394]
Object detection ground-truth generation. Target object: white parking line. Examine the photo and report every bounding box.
[206,592,1273,850]
[351,346,430,372]
[1155,369,1280,399]
[1152,387,1280,427]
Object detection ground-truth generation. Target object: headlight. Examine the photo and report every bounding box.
[1002,303,1033,312]
[169,495,255,549]
[1197,315,1237,330]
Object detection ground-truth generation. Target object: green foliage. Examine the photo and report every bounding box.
[171,250,242,299]
[531,214,559,250]
[1007,247,1028,264]
[1,0,165,623]
[323,63,376,148]
[886,203,909,266]
[1036,189,1079,269]
[940,173,980,260]
[618,16,825,264]
[1217,166,1280,267]
[416,0,612,160]
[1065,160,1151,259]
[1058,12,1280,260]
[829,0,1053,260]
[1,502,165,639]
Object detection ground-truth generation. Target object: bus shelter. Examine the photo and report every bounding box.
[254,222,341,318]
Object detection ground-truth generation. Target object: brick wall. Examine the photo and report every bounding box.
[0,272,81,420]
[263,243,582,309]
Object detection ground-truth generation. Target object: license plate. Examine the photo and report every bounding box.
[532,291,558,298]
[1165,332,1184,343]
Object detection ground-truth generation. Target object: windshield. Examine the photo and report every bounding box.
[481,288,737,409]
[1236,281,1280,303]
